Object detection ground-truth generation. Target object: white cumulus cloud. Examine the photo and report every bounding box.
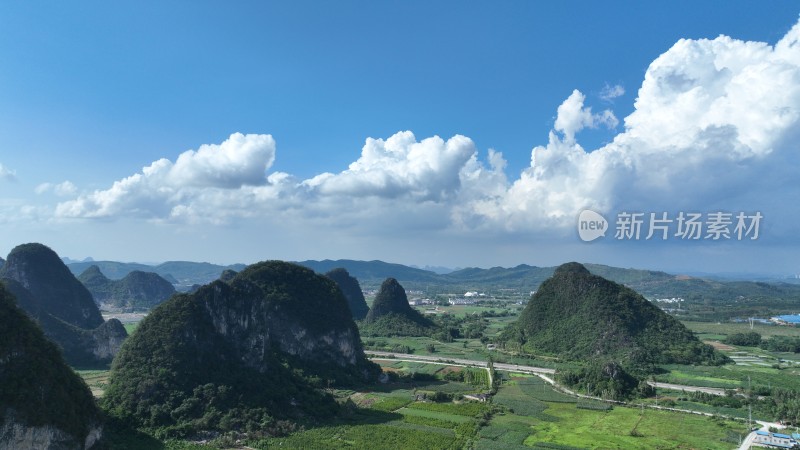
[56,133,276,219]
[554,90,618,142]
[303,131,477,201]
[459,20,800,234]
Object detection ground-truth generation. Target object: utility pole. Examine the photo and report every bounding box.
[748,376,752,430]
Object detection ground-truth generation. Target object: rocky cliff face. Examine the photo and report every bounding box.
[0,244,127,366]
[0,414,101,450]
[89,319,127,360]
[195,262,369,370]
[194,280,361,370]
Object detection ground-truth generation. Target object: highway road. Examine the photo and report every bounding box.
[367,351,724,394]
[647,381,727,396]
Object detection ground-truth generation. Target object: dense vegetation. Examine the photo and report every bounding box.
[723,331,762,346]
[0,284,101,447]
[501,262,725,368]
[361,278,437,337]
[497,263,728,399]
[79,265,176,309]
[103,261,378,438]
[103,291,338,438]
[760,335,800,352]
[325,268,369,320]
[557,361,654,401]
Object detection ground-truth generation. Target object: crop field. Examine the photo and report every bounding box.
[397,406,473,423]
[657,360,800,392]
[76,369,110,398]
[474,374,749,450]
[91,352,756,449]
[255,422,463,449]
[657,367,741,389]
[643,320,800,397]
[256,389,484,449]
[683,320,800,339]
[523,402,746,450]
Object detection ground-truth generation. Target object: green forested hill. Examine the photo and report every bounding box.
[103,261,378,437]
[361,278,437,337]
[501,262,725,367]
[0,283,102,448]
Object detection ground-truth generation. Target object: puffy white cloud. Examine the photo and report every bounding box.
[170,133,276,188]
[52,129,491,230]
[56,133,276,219]
[553,90,618,142]
[303,131,477,201]
[0,164,16,181]
[460,19,800,234]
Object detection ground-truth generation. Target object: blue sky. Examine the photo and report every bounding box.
[1,2,799,275]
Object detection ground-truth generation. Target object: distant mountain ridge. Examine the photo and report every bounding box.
[66,260,247,285]
[78,265,176,310]
[297,260,800,315]
[298,259,442,284]
[62,257,800,316]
